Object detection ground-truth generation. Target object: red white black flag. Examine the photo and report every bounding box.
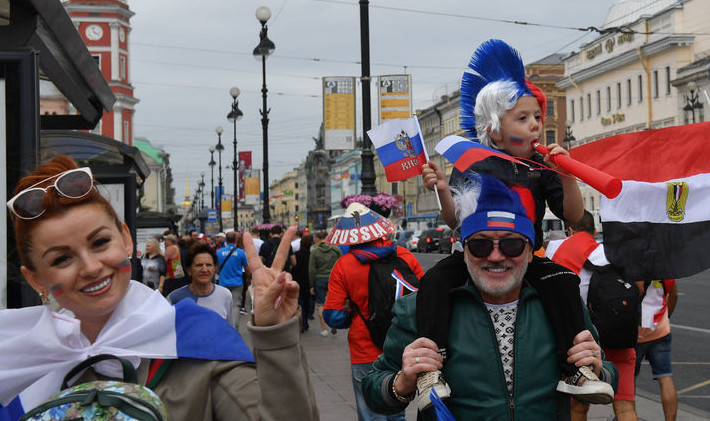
[571,122,710,281]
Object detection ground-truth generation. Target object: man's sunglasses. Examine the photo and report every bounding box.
[465,237,528,258]
[6,167,94,220]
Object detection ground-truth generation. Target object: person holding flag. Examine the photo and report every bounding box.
[368,116,429,183]
[415,39,612,409]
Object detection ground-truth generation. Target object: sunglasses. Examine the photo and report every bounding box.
[466,237,528,258]
[6,167,94,220]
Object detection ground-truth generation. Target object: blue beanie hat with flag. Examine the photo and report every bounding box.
[460,173,535,244]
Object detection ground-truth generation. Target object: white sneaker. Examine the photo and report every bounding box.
[416,370,451,411]
[556,366,614,404]
[319,330,329,337]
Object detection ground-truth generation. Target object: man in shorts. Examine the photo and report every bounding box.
[636,279,679,421]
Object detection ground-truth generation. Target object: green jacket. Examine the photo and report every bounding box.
[308,242,342,286]
[362,281,618,420]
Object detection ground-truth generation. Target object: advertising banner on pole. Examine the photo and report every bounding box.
[323,76,356,150]
[245,169,260,205]
[378,74,412,123]
[238,151,252,200]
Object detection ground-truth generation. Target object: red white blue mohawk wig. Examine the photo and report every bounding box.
[459,39,546,142]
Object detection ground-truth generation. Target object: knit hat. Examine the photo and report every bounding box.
[459,173,535,244]
[326,202,395,246]
[460,39,545,138]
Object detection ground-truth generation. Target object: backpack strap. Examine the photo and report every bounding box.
[146,359,174,389]
[219,246,238,273]
[61,354,138,389]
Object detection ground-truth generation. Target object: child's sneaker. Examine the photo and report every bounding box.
[319,330,329,337]
[416,370,451,411]
[556,366,614,404]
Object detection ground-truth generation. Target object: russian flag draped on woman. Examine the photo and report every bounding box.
[0,281,253,419]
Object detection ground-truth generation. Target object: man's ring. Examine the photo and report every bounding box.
[415,357,420,364]
[591,350,596,358]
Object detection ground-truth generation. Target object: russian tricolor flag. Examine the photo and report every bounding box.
[435,135,525,172]
[392,269,418,298]
[486,211,516,229]
[368,117,428,182]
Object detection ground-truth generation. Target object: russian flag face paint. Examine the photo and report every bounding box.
[509,136,525,146]
[117,259,132,273]
[50,284,64,297]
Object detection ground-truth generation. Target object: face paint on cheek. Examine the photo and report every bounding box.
[509,136,525,146]
[50,284,65,297]
[116,259,132,273]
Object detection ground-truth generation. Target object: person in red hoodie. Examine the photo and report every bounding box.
[323,203,424,421]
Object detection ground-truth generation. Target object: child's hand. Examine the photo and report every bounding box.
[543,143,570,172]
[422,161,448,191]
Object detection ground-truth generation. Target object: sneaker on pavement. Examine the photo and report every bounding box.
[416,370,451,411]
[556,366,614,404]
[319,330,329,337]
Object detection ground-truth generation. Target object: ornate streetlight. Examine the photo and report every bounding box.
[254,6,275,223]
[208,146,216,209]
[228,87,243,231]
[199,172,205,210]
[215,126,225,232]
[563,125,576,150]
[684,81,704,124]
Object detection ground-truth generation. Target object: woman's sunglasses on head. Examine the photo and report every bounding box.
[465,237,528,258]
[6,167,94,220]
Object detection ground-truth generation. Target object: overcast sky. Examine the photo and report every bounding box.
[128,0,621,204]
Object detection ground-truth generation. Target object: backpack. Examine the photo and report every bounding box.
[584,261,641,349]
[19,354,169,421]
[352,253,419,348]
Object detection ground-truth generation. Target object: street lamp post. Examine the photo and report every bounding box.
[199,172,205,211]
[228,87,243,231]
[359,0,376,196]
[208,146,216,209]
[215,126,225,232]
[684,81,704,124]
[254,6,275,223]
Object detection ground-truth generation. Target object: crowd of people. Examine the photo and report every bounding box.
[0,37,684,421]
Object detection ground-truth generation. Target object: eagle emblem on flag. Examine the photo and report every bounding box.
[666,181,688,222]
[395,130,415,158]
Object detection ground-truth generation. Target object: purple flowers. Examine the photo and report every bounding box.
[340,192,399,217]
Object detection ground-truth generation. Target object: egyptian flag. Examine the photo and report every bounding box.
[435,135,526,172]
[571,122,710,281]
[367,117,428,182]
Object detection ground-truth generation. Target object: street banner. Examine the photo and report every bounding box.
[378,74,412,123]
[239,151,252,200]
[367,116,427,182]
[571,122,710,281]
[244,169,260,205]
[323,76,356,150]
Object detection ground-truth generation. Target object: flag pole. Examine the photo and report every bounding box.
[413,116,442,211]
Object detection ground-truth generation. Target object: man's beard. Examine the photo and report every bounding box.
[464,252,528,299]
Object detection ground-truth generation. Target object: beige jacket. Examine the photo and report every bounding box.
[78,315,319,421]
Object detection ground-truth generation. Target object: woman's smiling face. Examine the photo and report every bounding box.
[21,203,133,332]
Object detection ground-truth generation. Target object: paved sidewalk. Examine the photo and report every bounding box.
[242,318,710,420]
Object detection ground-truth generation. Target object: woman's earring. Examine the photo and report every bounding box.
[40,291,50,305]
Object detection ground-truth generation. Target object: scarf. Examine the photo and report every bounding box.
[0,281,253,412]
[349,239,396,263]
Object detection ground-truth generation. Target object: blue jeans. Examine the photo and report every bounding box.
[351,363,406,421]
[635,332,673,379]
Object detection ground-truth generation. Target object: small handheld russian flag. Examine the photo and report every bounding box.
[367,117,428,182]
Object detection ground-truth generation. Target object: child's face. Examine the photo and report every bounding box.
[490,96,542,158]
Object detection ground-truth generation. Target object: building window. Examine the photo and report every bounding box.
[120,56,126,80]
[626,79,632,106]
[616,83,622,109]
[653,70,659,98]
[92,54,101,69]
[665,66,671,95]
[596,90,601,115]
[570,99,575,122]
[579,97,584,121]
[606,86,611,111]
[637,75,643,103]
[123,120,129,143]
[546,130,555,144]
[546,100,554,117]
[586,94,591,118]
